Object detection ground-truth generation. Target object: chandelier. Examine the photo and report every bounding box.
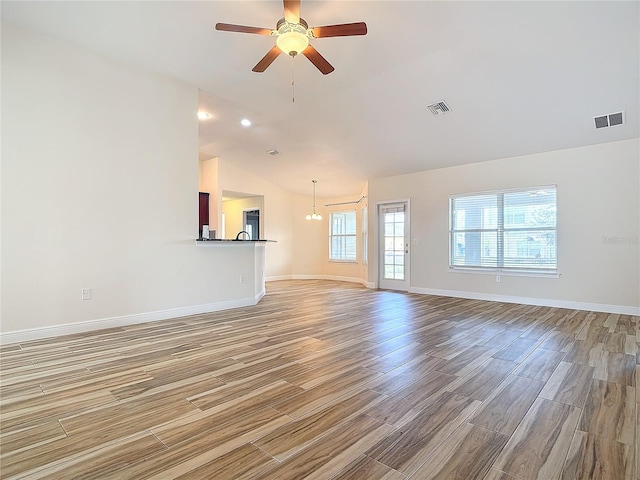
[305,180,322,220]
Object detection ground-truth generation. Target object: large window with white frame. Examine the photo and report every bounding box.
[449,186,557,273]
[329,211,357,262]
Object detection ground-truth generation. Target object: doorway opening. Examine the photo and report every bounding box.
[244,209,261,240]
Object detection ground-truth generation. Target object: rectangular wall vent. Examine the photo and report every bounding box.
[428,101,451,115]
[594,111,625,129]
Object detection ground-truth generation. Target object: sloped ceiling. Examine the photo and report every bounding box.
[2,1,638,197]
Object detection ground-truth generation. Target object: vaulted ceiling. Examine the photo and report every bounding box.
[3,1,638,197]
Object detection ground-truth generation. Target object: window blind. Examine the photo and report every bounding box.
[330,211,357,261]
[450,186,557,272]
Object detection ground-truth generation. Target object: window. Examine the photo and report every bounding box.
[450,186,557,273]
[330,211,357,261]
[362,206,368,264]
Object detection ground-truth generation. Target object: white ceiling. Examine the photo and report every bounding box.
[3,1,639,197]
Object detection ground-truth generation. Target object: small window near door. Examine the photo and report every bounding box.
[329,211,357,262]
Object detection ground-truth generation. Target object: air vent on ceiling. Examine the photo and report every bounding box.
[267,149,279,156]
[594,111,625,129]
[428,101,451,116]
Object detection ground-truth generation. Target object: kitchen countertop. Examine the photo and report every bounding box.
[195,239,276,243]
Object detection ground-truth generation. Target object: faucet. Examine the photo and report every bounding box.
[235,230,250,241]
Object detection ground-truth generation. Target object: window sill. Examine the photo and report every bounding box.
[448,267,560,279]
[329,260,358,264]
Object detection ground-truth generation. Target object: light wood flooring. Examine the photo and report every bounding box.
[1,280,638,479]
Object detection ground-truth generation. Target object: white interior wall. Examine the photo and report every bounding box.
[215,164,370,285]
[222,197,264,240]
[291,190,369,284]
[1,24,260,338]
[291,192,330,278]
[217,158,294,278]
[368,139,640,312]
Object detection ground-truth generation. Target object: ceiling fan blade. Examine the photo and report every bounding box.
[215,23,273,35]
[252,46,282,73]
[311,22,368,38]
[283,0,300,24]
[302,44,334,75]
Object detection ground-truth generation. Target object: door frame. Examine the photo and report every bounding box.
[377,199,411,291]
[242,208,262,240]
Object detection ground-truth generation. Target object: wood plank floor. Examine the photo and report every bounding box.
[1,280,638,479]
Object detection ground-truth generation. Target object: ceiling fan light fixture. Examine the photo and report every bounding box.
[276,31,309,56]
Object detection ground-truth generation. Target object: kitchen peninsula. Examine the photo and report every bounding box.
[195,239,275,305]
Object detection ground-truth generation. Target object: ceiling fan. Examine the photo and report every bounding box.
[215,0,367,75]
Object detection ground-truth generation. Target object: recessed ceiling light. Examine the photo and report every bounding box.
[241,118,252,127]
[197,111,210,120]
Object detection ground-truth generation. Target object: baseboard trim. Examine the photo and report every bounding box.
[0,295,262,345]
[266,274,374,289]
[408,287,640,315]
[9,283,631,345]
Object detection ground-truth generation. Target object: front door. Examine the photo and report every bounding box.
[378,202,410,291]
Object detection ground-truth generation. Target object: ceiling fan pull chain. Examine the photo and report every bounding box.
[291,55,296,103]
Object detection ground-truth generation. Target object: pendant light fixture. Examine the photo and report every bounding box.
[305,180,322,221]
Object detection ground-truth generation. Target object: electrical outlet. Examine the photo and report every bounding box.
[496,276,501,283]
[239,275,244,284]
[82,288,91,300]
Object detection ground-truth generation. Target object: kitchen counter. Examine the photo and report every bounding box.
[195,239,275,244]
[195,239,272,303]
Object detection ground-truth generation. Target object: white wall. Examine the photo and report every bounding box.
[216,160,370,285]
[368,139,640,312]
[222,196,264,240]
[198,157,219,233]
[291,192,329,277]
[1,24,261,340]
[217,158,294,278]
[291,188,369,285]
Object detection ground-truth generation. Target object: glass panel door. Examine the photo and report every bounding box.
[378,202,409,291]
